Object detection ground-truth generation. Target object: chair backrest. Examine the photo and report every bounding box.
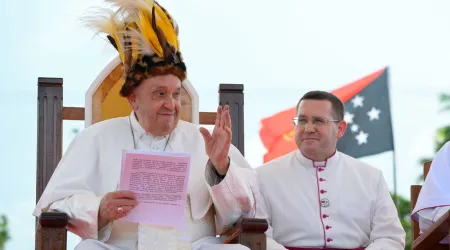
[36,58,245,205]
[84,56,199,126]
[35,58,246,250]
[411,161,432,240]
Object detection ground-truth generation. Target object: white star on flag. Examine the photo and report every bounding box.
[351,95,364,108]
[351,124,359,133]
[367,107,381,121]
[355,130,368,145]
[344,112,354,124]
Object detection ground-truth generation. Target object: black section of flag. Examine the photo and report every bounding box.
[336,69,394,158]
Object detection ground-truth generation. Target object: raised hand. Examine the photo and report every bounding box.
[98,190,138,229]
[199,105,232,175]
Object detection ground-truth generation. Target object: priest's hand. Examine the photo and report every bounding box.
[199,105,232,176]
[98,190,138,229]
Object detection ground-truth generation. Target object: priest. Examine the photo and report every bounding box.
[256,90,405,249]
[411,140,450,244]
[32,1,285,249]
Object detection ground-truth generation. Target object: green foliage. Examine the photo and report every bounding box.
[0,215,10,250]
[391,193,411,250]
[439,93,450,112]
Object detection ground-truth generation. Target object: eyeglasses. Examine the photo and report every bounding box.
[292,116,340,128]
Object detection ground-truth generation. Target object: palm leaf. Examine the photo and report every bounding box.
[0,215,10,250]
[438,93,450,112]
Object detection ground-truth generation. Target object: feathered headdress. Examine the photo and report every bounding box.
[83,0,186,97]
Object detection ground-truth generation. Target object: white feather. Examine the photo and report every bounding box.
[80,0,170,64]
[105,0,154,16]
[80,7,118,34]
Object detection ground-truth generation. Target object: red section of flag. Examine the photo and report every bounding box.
[259,107,297,163]
[259,67,387,163]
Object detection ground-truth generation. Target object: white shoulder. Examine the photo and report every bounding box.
[176,120,204,141]
[177,120,201,132]
[339,152,382,175]
[76,116,129,140]
[176,120,248,165]
[255,152,295,177]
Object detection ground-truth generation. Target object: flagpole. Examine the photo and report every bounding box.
[392,149,398,206]
[386,66,398,207]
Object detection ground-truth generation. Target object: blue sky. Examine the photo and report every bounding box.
[2,0,450,249]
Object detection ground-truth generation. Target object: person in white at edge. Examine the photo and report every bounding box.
[255,91,405,250]
[412,140,450,244]
[32,1,286,249]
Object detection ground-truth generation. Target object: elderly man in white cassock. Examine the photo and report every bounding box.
[411,140,450,244]
[32,1,286,250]
[256,91,405,250]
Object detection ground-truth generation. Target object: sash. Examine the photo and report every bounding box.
[285,247,365,250]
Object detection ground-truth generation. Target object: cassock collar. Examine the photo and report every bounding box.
[295,149,340,169]
[128,111,173,141]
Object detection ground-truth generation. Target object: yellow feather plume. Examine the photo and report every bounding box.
[83,0,180,65]
[154,3,179,51]
[135,10,163,56]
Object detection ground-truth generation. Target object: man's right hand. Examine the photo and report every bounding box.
[98,190,138,229]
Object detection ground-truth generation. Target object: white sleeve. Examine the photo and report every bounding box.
[204,151,256,233]
[204,146,287,250]
[364,172,406,250]
[256,172,287,250]
[417,206,450,233]
[33,128,113,241]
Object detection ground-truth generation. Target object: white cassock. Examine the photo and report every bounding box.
[411,140,450,244]
[256,150,405,250]
[33,111,286,250]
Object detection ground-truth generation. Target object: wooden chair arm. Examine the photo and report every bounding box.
[36,212,69,250]
[223,218,268,250]
[413,210,450,250]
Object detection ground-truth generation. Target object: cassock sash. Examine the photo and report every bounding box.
[285,247,365,250]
